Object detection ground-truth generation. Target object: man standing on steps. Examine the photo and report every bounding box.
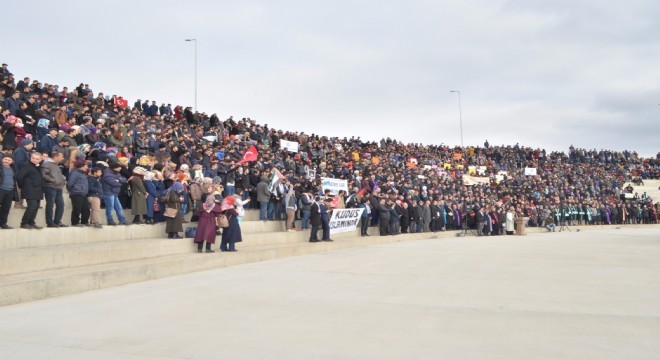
[377,198,390,236]
[0,155,17,228]
[256,175,270,221]
[102,163,128,226]
[309,196,321,243]
[41,151,68,228]
[358,198,371,237]
[16,152,44,229]
[87,167,104,228]
[320,197,333,242]
[12,138,33,209]
[476,206,487,236]
[67,161,90,227]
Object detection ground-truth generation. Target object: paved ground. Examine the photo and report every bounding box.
[1,227,659,360]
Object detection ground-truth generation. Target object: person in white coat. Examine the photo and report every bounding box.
[505,206,516,235]
[232,188,250,224]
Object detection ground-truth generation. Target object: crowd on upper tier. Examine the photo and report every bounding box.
[0,62,658,241]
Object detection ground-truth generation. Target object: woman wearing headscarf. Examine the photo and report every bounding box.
[194,194,222,253]
[144,171,158,224]
[130,166,148,224]
[152,169,166,223]
[220,196,242,252]
[165,182,184,238]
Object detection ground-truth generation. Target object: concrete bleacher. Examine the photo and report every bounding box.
[1,191,657,307]
[0,195,454,306]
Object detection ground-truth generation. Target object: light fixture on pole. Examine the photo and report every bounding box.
[450,90,463,148]
[185,38,197,112]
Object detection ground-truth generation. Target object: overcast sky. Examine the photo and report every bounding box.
[4,0,659,156]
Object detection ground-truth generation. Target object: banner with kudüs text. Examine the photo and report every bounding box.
[329,208,364,234]
[280,139,299,153]
[321,178,348,195]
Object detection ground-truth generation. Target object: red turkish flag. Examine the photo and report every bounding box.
[237,145,258,164]
[114,97,128,108]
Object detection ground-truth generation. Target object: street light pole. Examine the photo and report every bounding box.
[450,90,463,148]
[185,38,197,112]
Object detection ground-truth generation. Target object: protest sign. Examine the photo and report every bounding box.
[524,167,537,176]
[321,178,348,195]
[280,139,299,153]
[462,175,490,186]
[329,208,364,234]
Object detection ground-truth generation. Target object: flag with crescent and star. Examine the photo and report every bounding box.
[237,145,258,164]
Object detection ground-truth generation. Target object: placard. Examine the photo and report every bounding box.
[329,208,364,234]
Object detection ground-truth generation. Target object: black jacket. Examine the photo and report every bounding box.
[310,202,321,226]
[16,161,44,200]
[409,205,420,222]
[87,175,104,198]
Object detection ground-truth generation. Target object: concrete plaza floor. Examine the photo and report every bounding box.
[0,227,659,360]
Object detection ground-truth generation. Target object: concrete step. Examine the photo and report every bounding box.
[0,231,451,306]
[0,223,167,251]
[0,224,382,276]
[0,237,190,276]
[0,216,284,251]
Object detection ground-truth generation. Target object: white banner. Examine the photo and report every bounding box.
[321,178,348,195]
[329,208,364,234]
[462,175,490,186]
[280,140,299,153]
[524,167,537,176]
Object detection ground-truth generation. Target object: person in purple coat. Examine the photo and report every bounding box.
[194,194,222,253]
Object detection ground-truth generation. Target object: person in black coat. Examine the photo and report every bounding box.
[393,201,404,235]
[320,197,333,241]
[429,200,440,232]
[309,196,321,242]
[16,152,44,229]
[408,201,420,233]
[220,199,242,252]
[377,198,390,236]
[388,203,399,236]
[358,198,371,236]
[399,202,410,233]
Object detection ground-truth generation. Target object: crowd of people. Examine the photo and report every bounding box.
[0,62,658,251]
